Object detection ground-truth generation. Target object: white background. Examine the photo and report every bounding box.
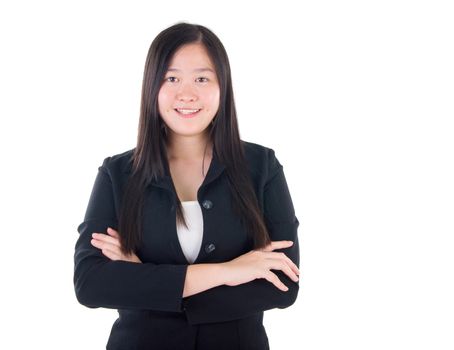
[1,0,453,349]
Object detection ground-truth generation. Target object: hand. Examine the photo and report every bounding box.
[221,241,300,291]
[90,227,142,263]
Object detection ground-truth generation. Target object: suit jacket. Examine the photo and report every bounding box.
[73,140,300,350]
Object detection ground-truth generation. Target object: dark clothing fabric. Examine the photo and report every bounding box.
[73,140,300,349]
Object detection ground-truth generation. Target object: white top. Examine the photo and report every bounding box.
[176,201,203,264]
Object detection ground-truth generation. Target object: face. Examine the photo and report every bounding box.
[158,43,220,138]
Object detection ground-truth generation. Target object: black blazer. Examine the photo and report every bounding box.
[73,140,300,350]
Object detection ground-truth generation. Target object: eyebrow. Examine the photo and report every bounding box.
[166,67,215,73]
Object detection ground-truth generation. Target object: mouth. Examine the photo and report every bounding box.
[174,108,202,118]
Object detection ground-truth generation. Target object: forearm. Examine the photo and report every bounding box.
[182,263,227,298]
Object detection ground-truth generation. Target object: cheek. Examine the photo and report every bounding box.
[205,88,220,107]
[158,89,173,111]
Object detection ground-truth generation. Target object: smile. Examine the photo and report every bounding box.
[174,109,201,118]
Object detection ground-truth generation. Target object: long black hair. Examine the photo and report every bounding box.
[118,22,272,256]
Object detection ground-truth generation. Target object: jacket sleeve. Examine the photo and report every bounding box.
[73,157,188,313]
[183,149,300,325]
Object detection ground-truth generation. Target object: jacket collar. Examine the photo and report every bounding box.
[139,150,226,193]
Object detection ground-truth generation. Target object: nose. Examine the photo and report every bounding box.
[176,83,197,102]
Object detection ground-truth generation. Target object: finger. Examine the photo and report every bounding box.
[91,238,101,249]
[101,247,121,261]
[262,240,293,252]
[264,271,289,292]
[91,239,122,255]
[107,227,120,238]
[266,258,299,282]
[265,251,300,276]
[92,233,121,248]
[262,240,294,252]
[91,239,119,259]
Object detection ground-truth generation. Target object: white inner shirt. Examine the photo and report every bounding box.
[176,201,203,264]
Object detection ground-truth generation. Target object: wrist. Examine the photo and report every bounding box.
[217,261,231,286]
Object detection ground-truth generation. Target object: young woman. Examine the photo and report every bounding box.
[74,22,300,350]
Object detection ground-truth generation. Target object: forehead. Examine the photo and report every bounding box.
[167,43,215,71]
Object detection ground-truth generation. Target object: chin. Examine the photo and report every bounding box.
[169,125,211,136]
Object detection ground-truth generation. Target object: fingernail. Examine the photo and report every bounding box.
[92,233,97,237]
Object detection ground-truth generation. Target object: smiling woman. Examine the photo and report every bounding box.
[74,21,300,350]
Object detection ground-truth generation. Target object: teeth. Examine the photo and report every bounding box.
[176,109,200,114]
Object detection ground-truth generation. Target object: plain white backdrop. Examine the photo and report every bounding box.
[0,0,453,349]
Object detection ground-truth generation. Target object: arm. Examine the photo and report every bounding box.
[183,264,226,298]
[73,158,188,313]
[182,150,300,325]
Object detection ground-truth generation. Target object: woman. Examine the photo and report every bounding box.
[74,22,300,350]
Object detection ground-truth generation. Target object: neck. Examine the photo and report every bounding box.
[166,131,213,161]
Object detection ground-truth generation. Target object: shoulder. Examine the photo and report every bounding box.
[97,142,283,183]
[99,148,135,176]
[241,140,283,184]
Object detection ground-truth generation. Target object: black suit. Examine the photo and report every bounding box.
[73,140,300,349]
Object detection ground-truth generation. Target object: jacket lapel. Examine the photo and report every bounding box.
[122,148,226,193]
[149,150,226,195]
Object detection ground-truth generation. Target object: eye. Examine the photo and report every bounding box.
[196,77,209,82]
[165,76,178,82]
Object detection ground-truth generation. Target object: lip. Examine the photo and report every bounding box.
[174,108,202,118]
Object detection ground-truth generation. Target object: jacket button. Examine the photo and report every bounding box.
[205,243,216,253]
[202,199,213,209]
